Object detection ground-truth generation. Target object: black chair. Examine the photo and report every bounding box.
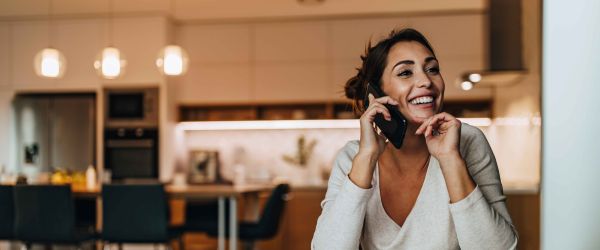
[101,184,183,249]
[0,185,15,241]
[13,185,96,249]
[184,199,230,232]
[187,184,290,250]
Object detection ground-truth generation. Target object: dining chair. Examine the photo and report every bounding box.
[13,184,96,249]
[101,184,183,249]
[0,185,15,241]
[186,183,290,250]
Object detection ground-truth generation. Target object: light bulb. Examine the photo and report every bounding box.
[461,81,474,91]
[468,73,482,83]
[156,45,189,76]
[94,47,126,79]
[34,48,66,79]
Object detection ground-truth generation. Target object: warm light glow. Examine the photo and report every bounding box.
[178,119,361,131]
[34,48,66,78]
[156,45,189,76]
[94,47,126,79]
[177,118,496,131]
[461,81,474,91]
[457,118,492,127]
[468,73,482,83]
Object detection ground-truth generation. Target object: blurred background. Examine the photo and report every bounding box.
[0,0,597,249]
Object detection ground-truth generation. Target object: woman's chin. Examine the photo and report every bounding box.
[408,113,435,124]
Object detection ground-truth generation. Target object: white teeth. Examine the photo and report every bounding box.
[409,96,434,105]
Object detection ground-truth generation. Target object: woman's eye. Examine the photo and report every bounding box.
[427,67,440,74]
[398,70,412,77]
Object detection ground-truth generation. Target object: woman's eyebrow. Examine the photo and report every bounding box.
[392,60,414,70]
[392,57,438,70]
[425,56,438,63]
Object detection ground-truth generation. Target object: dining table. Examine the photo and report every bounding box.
[73,183,274,250]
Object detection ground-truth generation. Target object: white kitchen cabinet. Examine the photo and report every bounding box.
[8,16,167,90]
[11,21,57,89]
[177,23,251,64]
[254,21,329,62]
[254,62,330,102]
[53,19,103,88]
[176,64,252,104]
[330,17,410,61]
[409,14,486,58]
[0,23,10,88]
[174,14,489,104]
[108,16,166,85]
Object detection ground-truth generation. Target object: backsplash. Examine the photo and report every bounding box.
[181,128,360,186]
[178,121,540,190]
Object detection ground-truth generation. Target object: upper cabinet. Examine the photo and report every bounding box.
[1,16,168,91]
[174,13,491,104]
[175,24,253,104]
[0,23,10,89]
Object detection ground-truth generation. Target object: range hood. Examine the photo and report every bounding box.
[459,0,527,90]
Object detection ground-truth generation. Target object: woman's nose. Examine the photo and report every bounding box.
[416,75,433,88]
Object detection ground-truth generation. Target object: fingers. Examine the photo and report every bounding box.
[415,112,458,136]
[368,93,399,106]
[365,93,398,122]
[366,105,391,121]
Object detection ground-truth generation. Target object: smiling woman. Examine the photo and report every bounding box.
[311,28,518,249]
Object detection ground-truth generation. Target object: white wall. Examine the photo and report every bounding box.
[542,0,600,249]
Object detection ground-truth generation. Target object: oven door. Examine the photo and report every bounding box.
[105,139,158,180]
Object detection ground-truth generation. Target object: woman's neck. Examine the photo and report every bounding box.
[380,123,430,175]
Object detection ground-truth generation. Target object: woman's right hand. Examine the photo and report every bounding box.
[349,93,398,188]
[358,93,398,158]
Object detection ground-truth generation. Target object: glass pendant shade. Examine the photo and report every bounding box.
[156,45,189,76]
[94,47,126,79]
[34,48,66,78]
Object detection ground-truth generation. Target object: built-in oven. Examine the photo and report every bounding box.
[105,88,158,128]
[104,128,158,180]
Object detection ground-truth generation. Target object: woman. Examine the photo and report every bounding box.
[311,28,518,249]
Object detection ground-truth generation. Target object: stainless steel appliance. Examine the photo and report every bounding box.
[14,93,96,172]
[104,88,158,128]
[104,127,158,180]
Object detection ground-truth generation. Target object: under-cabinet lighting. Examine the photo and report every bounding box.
[177,119,360,131]
[177,118,497,131]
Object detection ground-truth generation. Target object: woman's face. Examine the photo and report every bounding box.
[380,41,445,125]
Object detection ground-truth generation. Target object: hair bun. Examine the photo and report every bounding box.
[344,71,365,100]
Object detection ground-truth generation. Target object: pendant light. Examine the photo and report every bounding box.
[94,0,126,79]
[155,0,189,76]
[34,0,66,79]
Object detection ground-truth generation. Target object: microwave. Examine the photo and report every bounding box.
[105,88,158,128]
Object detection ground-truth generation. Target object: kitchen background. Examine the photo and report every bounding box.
[0,0,544,249]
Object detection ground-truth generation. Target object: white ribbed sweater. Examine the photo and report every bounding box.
[312,123,518,250]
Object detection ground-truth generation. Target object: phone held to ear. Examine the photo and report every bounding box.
[363,83,408,149]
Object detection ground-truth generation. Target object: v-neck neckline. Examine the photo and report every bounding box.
[375,155,433,230]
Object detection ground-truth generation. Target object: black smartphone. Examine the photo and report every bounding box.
[363,83,408,149]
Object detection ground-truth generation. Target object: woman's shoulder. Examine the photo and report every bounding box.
[459,122,491,157]
[332,140,361,174]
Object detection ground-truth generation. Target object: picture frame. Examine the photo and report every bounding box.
[188,150,220,184]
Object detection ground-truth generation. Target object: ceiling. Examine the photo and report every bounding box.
[0,0,486,22]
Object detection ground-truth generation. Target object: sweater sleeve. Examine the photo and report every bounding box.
[311,141,374,250]
[449,124,519,250]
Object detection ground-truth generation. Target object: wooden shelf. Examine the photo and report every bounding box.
[179,100,492,122]
[179,101,357,121]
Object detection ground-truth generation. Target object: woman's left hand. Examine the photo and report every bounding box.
[415,112,462,160]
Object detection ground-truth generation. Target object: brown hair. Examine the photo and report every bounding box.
[344,28,436,114]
